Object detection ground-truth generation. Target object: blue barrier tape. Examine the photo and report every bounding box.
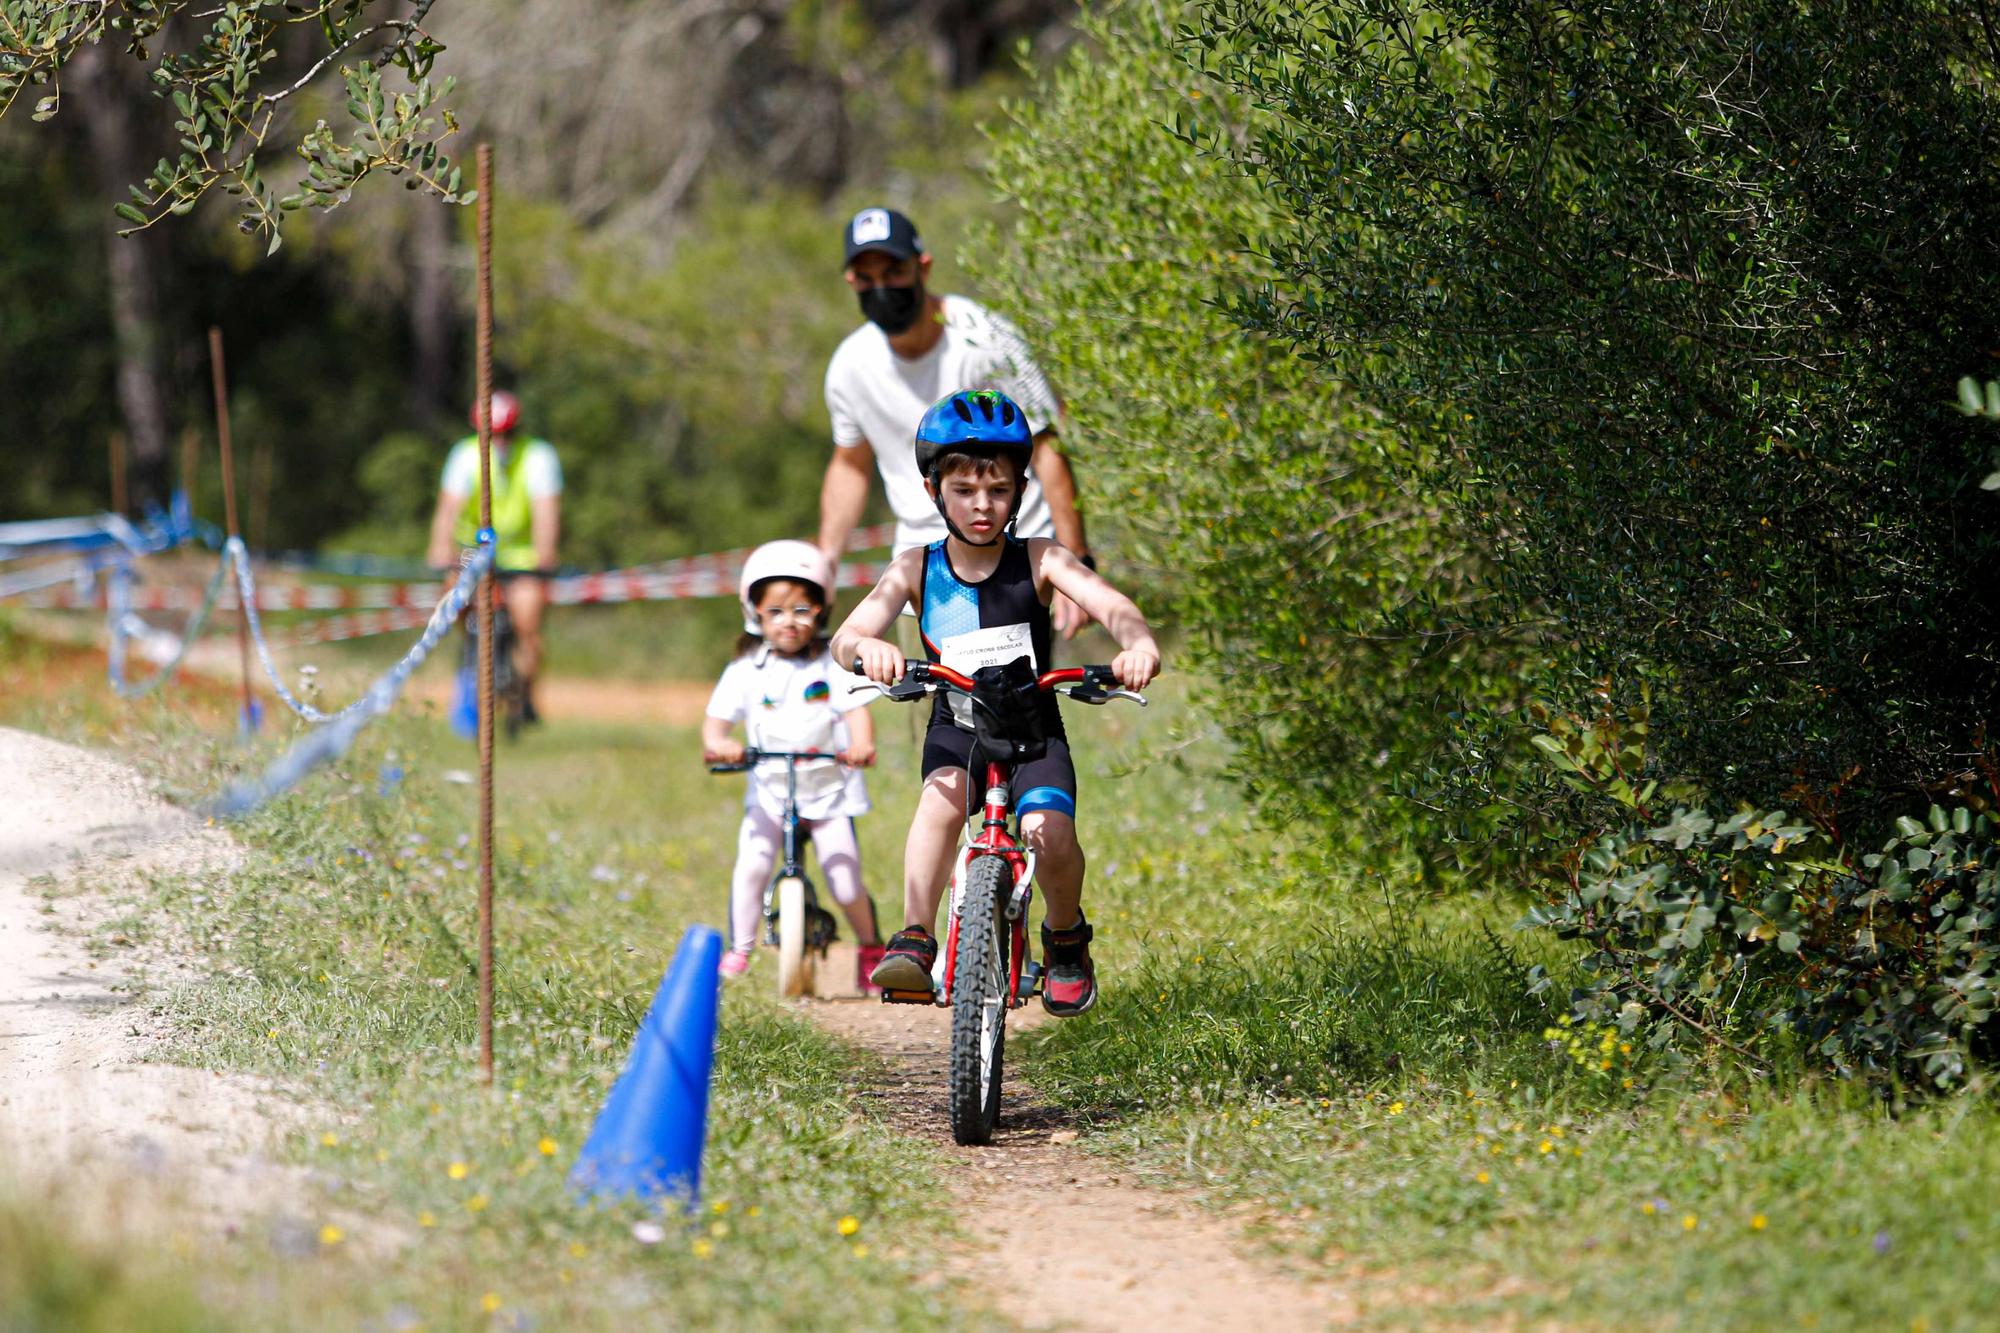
[106,548,232,698]
[207,542,494,817]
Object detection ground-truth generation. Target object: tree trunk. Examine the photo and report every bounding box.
[68,45,174,508]
[407,196,459,424]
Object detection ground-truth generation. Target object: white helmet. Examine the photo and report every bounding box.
[738,540,832,635]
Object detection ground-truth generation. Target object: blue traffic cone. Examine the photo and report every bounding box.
[569,924,723,1208]
[450,663,478,739]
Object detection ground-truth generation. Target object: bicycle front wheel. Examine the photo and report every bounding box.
[775,876,814,998]
[949,854,1011,1145]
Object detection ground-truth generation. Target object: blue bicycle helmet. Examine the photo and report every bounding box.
[913,390,1034,482]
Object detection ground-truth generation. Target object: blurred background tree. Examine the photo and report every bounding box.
[1177,0,2000,831]
[1,0,1074,558]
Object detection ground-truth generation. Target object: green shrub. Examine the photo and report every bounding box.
[973,3,1526,870]
[1530,786,2000,1089]
[1188,0,2000,826]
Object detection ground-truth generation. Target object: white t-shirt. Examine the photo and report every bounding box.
[439,438,564,498]
[825,294,1060,553]
[705,645,873,821]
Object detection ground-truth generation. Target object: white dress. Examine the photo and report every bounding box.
[704,645,873,821]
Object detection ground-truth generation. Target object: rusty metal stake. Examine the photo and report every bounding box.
[474,144,497,1087]
[209,327,255,730]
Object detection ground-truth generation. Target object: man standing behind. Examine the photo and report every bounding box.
[819,207,1093,635]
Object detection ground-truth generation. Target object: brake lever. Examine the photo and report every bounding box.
[1056,684,1149,707]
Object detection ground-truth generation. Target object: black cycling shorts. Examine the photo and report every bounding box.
[921,725,1077,820]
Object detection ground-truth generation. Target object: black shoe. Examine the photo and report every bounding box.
[521,686,541,726]
[869,926,938,992]
[1040,916,1097,1017]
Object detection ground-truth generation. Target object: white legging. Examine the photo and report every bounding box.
[729,806,866,954]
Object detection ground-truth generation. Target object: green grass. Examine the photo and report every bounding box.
[1020,735,2000,1330]
[0,682,981,1330]
[12,630,2000,1330]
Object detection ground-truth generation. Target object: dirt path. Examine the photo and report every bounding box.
[402,673,713,726]
[0,727,296,1230]
[808,999,1356,1331]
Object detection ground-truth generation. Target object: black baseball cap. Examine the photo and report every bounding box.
[842,207,924,266]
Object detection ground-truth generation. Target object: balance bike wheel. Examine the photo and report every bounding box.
[775,877,814,998]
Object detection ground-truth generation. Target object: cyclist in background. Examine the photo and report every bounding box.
[426,389,562,723]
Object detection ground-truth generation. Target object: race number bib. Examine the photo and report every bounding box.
[936,623,1037,675]
[937,623,1037,731]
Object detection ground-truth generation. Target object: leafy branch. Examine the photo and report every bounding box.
[1,0,470,252]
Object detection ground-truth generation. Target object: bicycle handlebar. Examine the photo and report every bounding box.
[848,659,1147,708]
[707,747,844,774]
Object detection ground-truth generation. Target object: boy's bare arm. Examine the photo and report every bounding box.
[830,549,922,683]
[1030,542,1162,690]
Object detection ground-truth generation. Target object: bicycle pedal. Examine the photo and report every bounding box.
[879,987,936,1005]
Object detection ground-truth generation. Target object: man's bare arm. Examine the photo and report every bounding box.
[1031,432,1088,555]
[818,440,877,565]
[531,495,560,570]
[427,491,466,570]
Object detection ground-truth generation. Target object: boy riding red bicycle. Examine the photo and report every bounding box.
[830,389,1162,1019]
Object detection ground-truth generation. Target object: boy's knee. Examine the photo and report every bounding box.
[1022,811,1081,859]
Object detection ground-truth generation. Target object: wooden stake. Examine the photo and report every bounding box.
[250,438,273,553]
[209,327,254,726]
[109,432,128,516]
[180,428,199,517]
[474,144,497,1086]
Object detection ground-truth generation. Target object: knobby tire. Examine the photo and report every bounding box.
[949,854,1011,1145]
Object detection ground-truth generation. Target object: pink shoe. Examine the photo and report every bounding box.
[719,948,753,979]
[855,944,886,996]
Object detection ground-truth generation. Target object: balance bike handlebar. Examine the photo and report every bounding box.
[706,747,844,774]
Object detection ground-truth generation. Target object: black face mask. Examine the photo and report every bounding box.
[859,283,924,335]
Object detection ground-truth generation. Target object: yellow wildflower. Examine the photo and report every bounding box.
[538,1137,559,1157]
[837,1215,861,1237]
[1475,1171,1490,1184]
[1752,1214,1768,1231]
[319,1224,344,1247]
[418,1210,437,1228]
[447,1161,470,1181]
[480,1293,502,1314]
[692,1238,714,1260]
[1683,1214,1698,1231]
[320,1132,339,1148]
[465,1193,489,1213]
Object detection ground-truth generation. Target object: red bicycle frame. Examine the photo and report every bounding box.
[924,664,1094,1010]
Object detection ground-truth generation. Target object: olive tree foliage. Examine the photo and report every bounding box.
[1185,0,2000,828]
[2,1,470,250]
[972,1,1522,863]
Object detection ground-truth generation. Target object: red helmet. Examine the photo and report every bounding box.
[470,390,521,435]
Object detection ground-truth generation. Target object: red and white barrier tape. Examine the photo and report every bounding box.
[25,524,899,616]
[258,561,888,647]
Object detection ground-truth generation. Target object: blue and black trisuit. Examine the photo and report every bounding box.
[916,536,1077,819]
